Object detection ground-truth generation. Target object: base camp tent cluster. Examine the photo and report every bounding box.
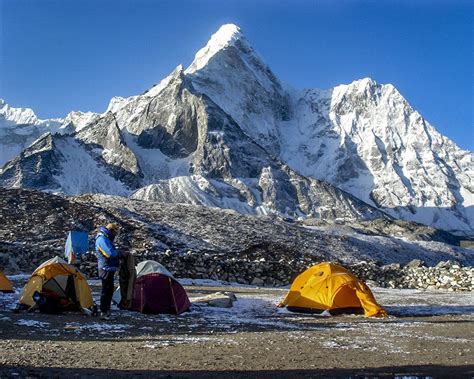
[5,254,386,317]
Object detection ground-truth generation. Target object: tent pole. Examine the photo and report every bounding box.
[169,277,179,314]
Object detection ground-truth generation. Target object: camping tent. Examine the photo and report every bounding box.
[19,257,93,309]
[0,271,13,293]
[279,262,387,317]
[114,260,190,314]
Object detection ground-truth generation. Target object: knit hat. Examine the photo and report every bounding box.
[106,223,119,235]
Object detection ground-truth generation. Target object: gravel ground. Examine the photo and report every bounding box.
[0,277,473,378]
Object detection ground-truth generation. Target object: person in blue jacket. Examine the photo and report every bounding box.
[95,223,127,319]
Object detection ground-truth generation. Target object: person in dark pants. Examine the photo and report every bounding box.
[95,223,127,320]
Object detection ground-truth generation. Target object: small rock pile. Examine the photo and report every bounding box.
[340,259,473,291]
[78,250,473,291]
[400,260,473,291]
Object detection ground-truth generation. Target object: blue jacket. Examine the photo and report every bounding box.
[95,227,121,273]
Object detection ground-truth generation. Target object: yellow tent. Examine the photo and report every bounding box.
[19,257,93,309]
[279,262,387,317]
[0,271,13,293]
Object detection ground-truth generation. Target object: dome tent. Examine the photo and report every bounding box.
[279,262,387,317]
[114,260,190,315]
[19,257,93,310]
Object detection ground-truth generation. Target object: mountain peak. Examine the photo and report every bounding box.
[185,24,245,74]
[344,77,377,90]
[211,23,242,45]
[0,99,39,127]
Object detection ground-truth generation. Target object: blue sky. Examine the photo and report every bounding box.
[1,0,472,150]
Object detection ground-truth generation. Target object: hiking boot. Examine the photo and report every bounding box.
[100,311,111,320]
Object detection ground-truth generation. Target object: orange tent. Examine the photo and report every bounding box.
[19,257,93,309]
[279,262,387,317]
[0,271,13,293]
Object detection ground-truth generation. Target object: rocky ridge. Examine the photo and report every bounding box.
[0,99,100,168]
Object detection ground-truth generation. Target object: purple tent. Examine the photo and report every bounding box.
[129,260,190,314]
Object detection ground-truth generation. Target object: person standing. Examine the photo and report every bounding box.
[95,223,126,320]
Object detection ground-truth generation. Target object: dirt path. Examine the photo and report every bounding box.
[1,282,473,378]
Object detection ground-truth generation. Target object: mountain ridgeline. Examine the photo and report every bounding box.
[0,24,472,234]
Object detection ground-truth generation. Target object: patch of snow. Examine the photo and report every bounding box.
[53,138,131,196]
[65,322,130,334]
[62,111,100,132]
[6,274,30,281]
[131,175,256,214]
[373,287,474,317]
[190,293,324,330]
[142,335,225,349]
[123,133,190,183]
[0,289,19,310]
[15,319,50,328]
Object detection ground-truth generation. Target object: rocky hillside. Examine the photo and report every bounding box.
[0,188,472,281]
[0,24,472,234]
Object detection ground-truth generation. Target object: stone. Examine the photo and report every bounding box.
[405,259,424,269]
[382,263,400,270]
[251,277,264,286]
[192,291,237,308]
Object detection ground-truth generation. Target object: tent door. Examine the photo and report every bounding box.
[331,285,364,312]
[42,275,78,307]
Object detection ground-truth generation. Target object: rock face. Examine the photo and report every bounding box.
[1,24,473,234]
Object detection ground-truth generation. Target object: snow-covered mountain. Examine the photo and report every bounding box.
[279,80,474,233]
[1,24,472,234]
[0,99,61,165]
[0,68,383,222]
[0,99,100,166]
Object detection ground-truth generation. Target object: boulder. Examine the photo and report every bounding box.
[251,277,264,286]
[192,291,237,308]
[405,259,424,269]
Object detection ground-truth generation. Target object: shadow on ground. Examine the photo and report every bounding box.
[1,365,473,378]
[385,305,474,317]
